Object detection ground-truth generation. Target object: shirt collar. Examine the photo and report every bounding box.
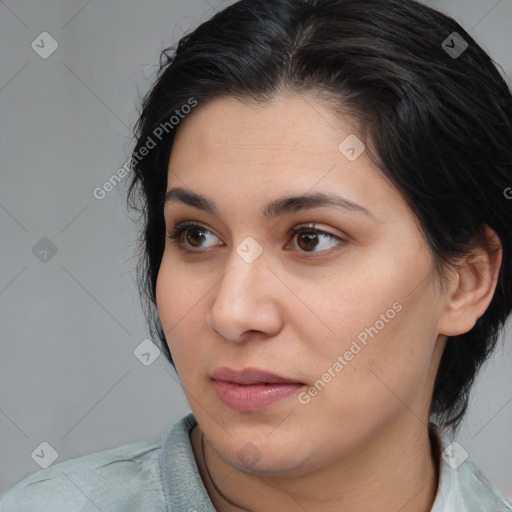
[160,412,216,511]
[430,423,511,511]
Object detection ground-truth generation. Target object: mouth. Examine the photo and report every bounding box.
[211,366,304,385]
[211,367,305,412]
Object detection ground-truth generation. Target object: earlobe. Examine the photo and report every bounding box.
[438,226,502,337]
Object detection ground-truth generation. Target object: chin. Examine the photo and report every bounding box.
[216,436,313,476]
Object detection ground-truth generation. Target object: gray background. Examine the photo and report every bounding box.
[1,0,511,499]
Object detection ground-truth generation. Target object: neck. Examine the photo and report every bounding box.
[191,417,440,512]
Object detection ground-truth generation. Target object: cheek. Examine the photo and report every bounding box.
[313,286,439,429]
[287,259,405,364]
[301,256,439,409]
[155,259,207,366]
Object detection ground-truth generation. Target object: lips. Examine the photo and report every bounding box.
[210,367,305,412]
[211,366,303,385]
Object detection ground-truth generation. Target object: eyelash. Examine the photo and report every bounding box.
[166,222,345,255]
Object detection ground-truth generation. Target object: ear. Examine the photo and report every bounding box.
[438,225,502,337]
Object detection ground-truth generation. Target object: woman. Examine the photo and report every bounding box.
[2,0,511,510]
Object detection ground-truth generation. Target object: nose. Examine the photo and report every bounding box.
[206,249,284,342]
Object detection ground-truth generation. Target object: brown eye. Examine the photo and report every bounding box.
[166,223,221,251]
[185,227,209,247]
[287,224,344,254]
[296,232,321,252]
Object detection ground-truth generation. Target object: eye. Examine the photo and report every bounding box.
[166,222,221,251]
[286,223,344,254]
[166,222,345,254]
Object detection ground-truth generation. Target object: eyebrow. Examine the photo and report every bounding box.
[163,187,376,220]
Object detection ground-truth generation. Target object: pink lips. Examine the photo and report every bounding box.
[211,367,304,412]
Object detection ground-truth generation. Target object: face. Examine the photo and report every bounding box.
[156,94,447,475]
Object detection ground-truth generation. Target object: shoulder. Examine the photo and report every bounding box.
[0,435,167,512]
[431,425,512,512]
[437,457,512,511]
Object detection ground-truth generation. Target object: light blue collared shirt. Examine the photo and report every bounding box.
[1,412,510,511]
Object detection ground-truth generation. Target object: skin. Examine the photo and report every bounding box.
[155,94,502,512]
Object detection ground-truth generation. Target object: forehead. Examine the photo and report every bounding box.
[166,94,407,223]
[171,94,354,158]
